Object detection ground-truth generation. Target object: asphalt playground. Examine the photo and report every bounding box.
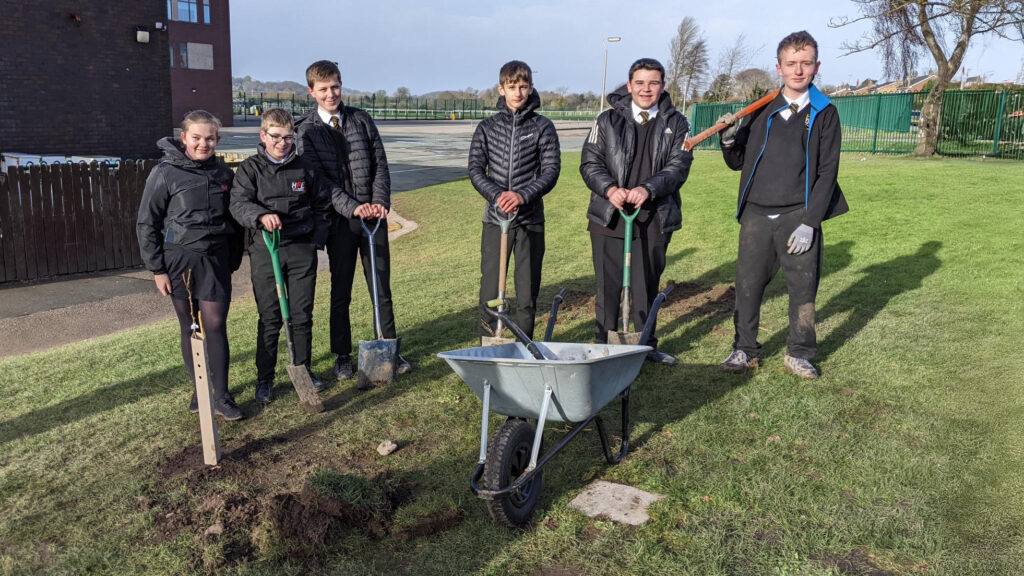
[0,119,591,358]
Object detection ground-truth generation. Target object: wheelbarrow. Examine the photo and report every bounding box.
[438,285,674,527]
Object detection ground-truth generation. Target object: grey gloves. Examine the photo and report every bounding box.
[716,112,740,142]
[787,224,815,254]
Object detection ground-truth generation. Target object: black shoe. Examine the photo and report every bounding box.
[646,349,678,366]
[396,355,413,375]
[213,396,245,421]
[255,380,274,404]
[189,392,198,414]
[333,355,354,380]
[311,375,325,392]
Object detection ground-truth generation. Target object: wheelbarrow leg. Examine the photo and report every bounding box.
[527,386,553,472]
[478,380,492,464]
[595,387,631,464]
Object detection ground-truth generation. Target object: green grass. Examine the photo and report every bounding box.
[1,152,1023,575]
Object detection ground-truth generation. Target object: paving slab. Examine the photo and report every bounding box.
[568,480,666,526]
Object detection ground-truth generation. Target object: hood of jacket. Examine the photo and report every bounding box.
[156,137,222,171]
[496,90,541,118]
[606,85,677,118]
[254,142,299,170]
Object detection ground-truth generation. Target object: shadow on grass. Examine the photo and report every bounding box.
[761,241,941,362]
[659,240,855,356]
[0,346,257,447]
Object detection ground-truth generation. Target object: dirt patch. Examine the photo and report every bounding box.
[813,548,896,576]
[393,508,466,540]
[553,282,733,326]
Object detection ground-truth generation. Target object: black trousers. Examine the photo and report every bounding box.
[479,223,545,339]
[733,209,822,360]
[326,217,397,359]
[249,239,318,382]
[590,228,668,347]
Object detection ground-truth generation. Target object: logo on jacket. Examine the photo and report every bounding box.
[221,184,229,191]
[664,127,672,134]
[291,180,306,193]
[520,132,535,141]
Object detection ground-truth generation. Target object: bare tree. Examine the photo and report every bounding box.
[831,0,1024,156]
[666,17,710,110]
[711,33,756,101]
[393,86,412,100]
[733,68,776,100]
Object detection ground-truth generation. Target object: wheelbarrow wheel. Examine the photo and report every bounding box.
[483,419,542,528]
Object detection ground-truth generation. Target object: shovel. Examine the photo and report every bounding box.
[357,218,399,390]
[608,206,641,345]
[262,229,324,414]
[481,205,517,347]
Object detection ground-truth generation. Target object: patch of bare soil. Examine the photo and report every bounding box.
[143,428,447,568]
[393,508,466,540]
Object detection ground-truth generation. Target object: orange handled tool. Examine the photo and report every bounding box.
[683,88,781,151]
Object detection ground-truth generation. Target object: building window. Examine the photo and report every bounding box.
[169,42,175,67]
[170,0,209,23]
[179,44,188,68]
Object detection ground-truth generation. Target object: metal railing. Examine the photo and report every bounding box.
[232,92,599,122]
[690,89,1024,158]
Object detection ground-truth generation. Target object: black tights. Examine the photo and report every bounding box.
[171,298,231,398]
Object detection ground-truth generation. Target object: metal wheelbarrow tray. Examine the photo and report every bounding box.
[437,286,673,527]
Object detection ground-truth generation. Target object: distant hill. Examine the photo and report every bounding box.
[232,76,366,96]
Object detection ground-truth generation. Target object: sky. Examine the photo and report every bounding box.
[230,0,1024,95]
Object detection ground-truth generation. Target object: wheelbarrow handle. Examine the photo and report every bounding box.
[543,287,568,342]
[485,298,548,360]
[637,284,674,347]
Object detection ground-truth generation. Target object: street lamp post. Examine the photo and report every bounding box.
[599,36,621,115]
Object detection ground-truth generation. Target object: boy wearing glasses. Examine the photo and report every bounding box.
[230,108,333,404]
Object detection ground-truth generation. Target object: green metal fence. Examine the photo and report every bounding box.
[690,89,1024,159]
[232,92,598,123]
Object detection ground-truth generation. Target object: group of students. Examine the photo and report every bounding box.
[138,30,846,422]
[137,60,410,421]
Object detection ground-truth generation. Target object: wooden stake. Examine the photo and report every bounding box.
[190,332,221,466]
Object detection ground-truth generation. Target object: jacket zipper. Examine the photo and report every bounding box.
[507,111,518,191]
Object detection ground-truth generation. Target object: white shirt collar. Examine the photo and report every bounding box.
[317,107,341,124]
[784,91,810,112]
[631,101,658,123]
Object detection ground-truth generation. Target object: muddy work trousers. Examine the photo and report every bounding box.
[733,208,822,360]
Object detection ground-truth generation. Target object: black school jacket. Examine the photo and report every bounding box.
[722,84,848,227]
[580,87,693,235]
[468,90,561,227]
[229,145,333,247]
[137,137,237,275]
[295,104,390,219]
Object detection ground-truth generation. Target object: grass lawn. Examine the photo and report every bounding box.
[1,151,1022,575]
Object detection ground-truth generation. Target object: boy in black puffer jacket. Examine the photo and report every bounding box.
[230,108,333,403]
[295,60,411,383]
[469,60,561,339]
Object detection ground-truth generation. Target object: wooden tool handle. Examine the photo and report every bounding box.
[682,88,780,151]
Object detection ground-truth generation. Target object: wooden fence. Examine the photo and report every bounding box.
[0,161,157,284]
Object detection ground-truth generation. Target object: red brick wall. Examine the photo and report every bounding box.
[168,0,233,127]
[0,2,173,158]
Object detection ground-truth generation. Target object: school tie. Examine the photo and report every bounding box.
[639,111,650,125]
[329,116,340,131]
[788,103,799,116]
